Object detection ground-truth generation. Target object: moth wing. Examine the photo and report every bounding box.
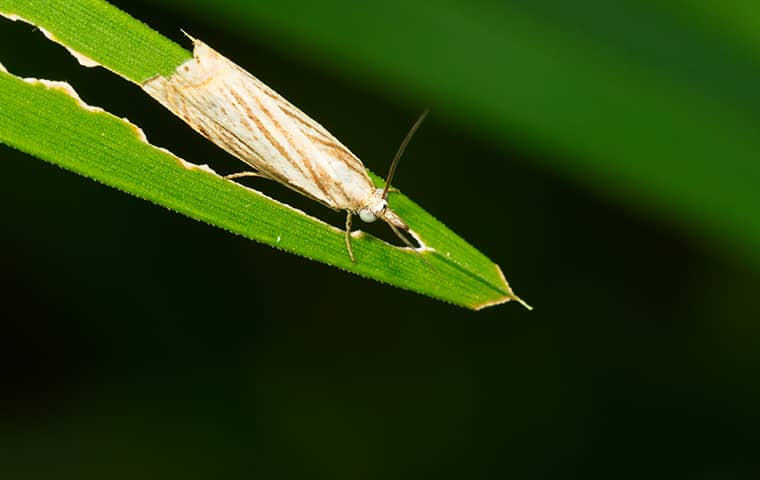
[242,71,373,189]
[145,40,374,210]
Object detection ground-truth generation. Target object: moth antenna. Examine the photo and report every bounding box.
[382,109,429,199]
[386,221,434,270]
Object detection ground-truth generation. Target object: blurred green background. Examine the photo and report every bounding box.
[2,0,759,477]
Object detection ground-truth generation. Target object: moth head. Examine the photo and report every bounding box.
[357,188,409,233]
[357,188,388,223]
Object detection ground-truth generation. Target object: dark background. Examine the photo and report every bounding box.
[2,1,759,478]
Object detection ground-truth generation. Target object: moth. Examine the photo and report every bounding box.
[143,35,425,262]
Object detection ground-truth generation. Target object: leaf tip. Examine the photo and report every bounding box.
[473,264,532,311]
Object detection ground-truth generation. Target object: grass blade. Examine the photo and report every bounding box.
[0,0,526,310]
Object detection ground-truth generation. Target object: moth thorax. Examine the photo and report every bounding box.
[357,188,388,223]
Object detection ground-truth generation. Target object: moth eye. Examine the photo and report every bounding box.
[359,209,378,223]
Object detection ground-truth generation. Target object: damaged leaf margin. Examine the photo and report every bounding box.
[0,1,529,310]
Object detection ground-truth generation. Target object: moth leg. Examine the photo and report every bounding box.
[225,171,263,180]
[345,212,356,263]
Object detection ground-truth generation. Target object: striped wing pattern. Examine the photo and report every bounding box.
[143,41,374,212]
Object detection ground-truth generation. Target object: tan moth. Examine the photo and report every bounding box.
[143,35,425,262]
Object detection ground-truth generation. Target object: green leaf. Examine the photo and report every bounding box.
[0,0,526,311]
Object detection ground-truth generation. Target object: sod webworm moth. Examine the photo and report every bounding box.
[143,35,424,262]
